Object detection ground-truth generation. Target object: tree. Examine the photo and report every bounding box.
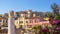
[51,3,60,20]
[50,3,60,34]
[44,12,54,18]
[51,3,60,16]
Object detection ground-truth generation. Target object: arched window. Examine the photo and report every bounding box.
[30,20,32,23]
[34,19,38,23]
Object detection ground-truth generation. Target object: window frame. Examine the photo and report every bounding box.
[34,19,38,23]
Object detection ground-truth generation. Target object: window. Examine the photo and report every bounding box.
[26,21,28,23]
[30,20,32,23]
[34,20,38,23]
[29,25,32,28]
[20,25,22,29]
[6,20,7,23]
[0,20,1,22]
[19,21,23,23]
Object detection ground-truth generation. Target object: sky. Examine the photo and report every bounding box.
[0,0,60,14]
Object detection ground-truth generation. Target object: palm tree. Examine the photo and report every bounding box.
[51,3,60,16]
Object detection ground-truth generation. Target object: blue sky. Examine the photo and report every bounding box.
[0,0,60,14]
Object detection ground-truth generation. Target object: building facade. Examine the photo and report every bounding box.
[15,17,27,29]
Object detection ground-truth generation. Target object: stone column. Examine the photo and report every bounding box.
[8,10,15,34]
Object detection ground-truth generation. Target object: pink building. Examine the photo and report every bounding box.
[25,17,51,28]
[26,17,42,28]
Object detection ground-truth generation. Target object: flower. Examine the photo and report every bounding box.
[56,26,60,31]
[52,32,58,34]
[53,19,59,25]
[40,28,49,32]
[48,18,51,21]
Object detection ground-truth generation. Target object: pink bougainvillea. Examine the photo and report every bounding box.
[53,19,59,25]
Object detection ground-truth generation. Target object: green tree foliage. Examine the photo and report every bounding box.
[51,3,60,20]
[51,3,60,15]
[44,3,60,19]
[44,12,54,18]
[31,25,42,34]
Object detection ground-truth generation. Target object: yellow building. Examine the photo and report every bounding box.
[14,17,27,29]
